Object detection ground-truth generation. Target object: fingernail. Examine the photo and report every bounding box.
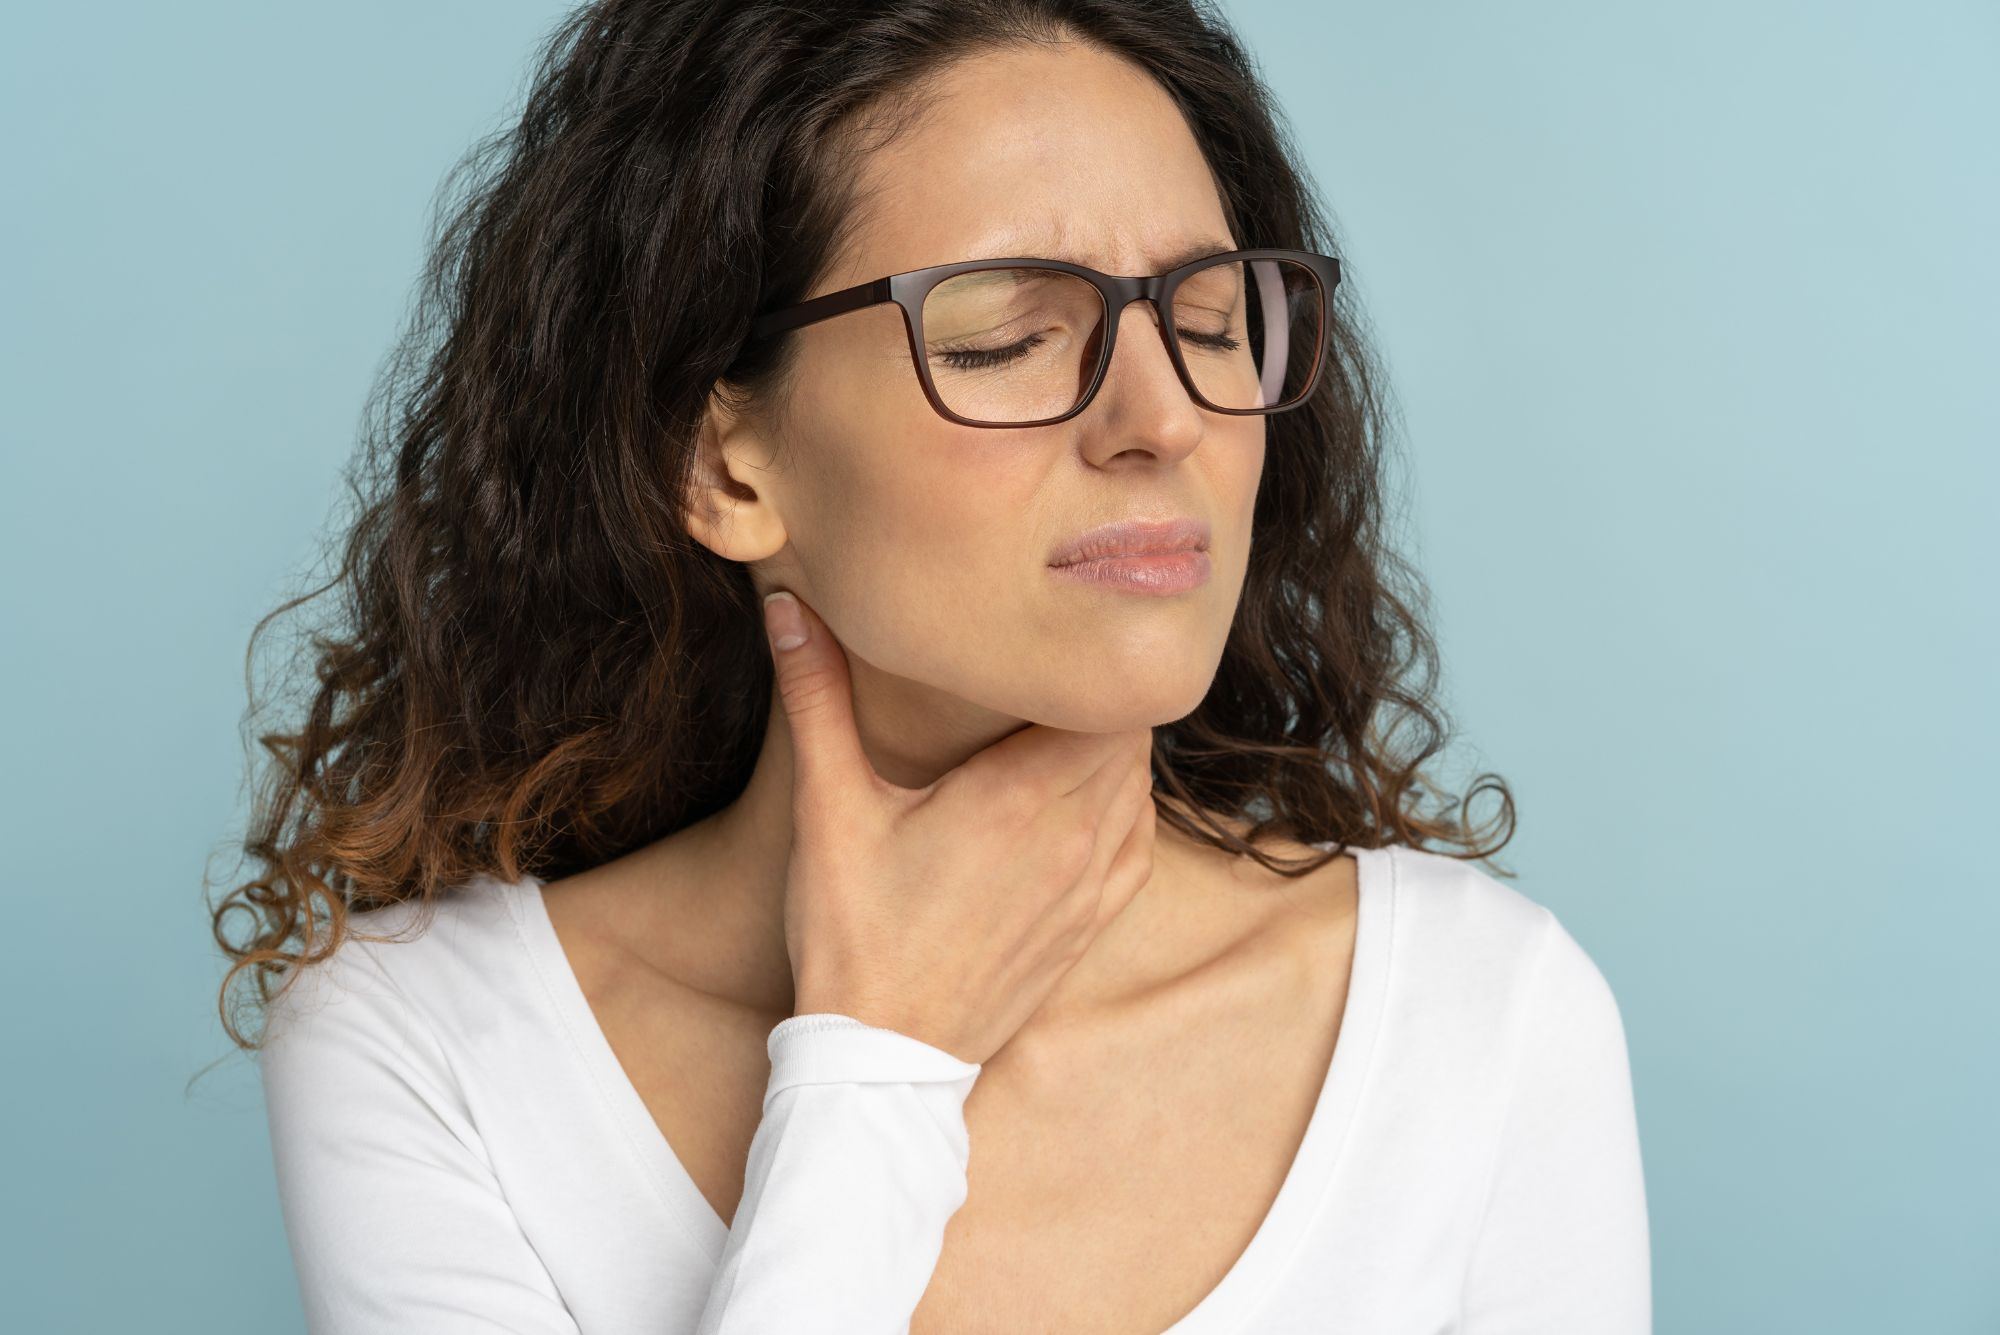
[763,590,807,651]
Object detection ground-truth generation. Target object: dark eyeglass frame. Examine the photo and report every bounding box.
[746,246,1343,428]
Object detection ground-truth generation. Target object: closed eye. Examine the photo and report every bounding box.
[1178,329,1243,353]
[933,332,1048,371]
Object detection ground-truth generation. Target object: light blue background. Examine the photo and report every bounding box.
[3,3,1992,1331]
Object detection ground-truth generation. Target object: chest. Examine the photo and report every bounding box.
[577,934,1353,1335]
[909,994,1348,1335]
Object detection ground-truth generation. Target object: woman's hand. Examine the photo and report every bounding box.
[761,588,1157,1065]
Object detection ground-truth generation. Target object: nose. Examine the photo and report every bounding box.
[1077,296,1207,457]
[1091,295,1198,413]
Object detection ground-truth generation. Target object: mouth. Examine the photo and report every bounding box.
[1047,516,1211,568]
[1047,517,1212,595]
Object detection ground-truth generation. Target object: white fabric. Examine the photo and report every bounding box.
[258,841,1651,1333]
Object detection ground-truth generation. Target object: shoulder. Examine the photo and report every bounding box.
[1373,843,1628,1038]
[254,873,548,1172]
[258,872,530,1052]
[1377,843,1552,943]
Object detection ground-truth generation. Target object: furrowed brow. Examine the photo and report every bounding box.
[975,220,1238,275]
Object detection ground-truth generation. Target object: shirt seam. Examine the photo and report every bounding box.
[333,915,576,1286]
[340,929,480,1150]
[1454,901,1562,1329]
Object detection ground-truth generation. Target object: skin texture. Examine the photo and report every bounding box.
[541,39,1361,1333]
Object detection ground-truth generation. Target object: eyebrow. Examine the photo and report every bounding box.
[1139,238,1241,273]
[977,226,1239,275]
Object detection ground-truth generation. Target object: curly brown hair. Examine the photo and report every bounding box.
[208,0,1514,1054]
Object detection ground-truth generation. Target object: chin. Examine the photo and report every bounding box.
[1021,678,1212,734]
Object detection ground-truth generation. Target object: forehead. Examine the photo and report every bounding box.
[830,40,1238,284]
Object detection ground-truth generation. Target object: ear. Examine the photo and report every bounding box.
[683,381,791,563]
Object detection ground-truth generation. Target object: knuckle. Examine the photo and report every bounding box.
[1058,820,1096,875]
[779,663,837,712]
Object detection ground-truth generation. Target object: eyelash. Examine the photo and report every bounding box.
[934,328,1243,371]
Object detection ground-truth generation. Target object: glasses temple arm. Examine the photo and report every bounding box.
[748,276,894,339]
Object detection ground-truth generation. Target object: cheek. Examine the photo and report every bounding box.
[785,405,1037,686]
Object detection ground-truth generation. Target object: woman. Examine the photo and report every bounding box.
[218,1,1651,1331]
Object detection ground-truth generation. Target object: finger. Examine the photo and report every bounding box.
[1090,784,1157,934]
[763,590,875,815]
[975,723,1150,805]
[1058,729,1153,835]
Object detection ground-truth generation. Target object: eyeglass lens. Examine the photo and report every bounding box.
[919,256,1323,424]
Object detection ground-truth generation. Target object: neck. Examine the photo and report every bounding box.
[654,660,1242,1025]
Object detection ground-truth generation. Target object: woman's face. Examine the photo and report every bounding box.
[697,39,1264,734]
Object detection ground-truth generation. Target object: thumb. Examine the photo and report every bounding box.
[762,589,872,808]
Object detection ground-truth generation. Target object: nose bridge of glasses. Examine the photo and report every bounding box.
[1086,280,1193,412]
[1099,273,1173,346]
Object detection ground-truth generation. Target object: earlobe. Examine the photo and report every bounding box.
[683,384,790,562]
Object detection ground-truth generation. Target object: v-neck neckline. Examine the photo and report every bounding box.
[506,840,1395,1334]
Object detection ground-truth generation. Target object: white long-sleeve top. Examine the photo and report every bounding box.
[257,841,1651,1333]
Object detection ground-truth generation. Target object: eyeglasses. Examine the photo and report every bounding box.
[747,247,1341,428]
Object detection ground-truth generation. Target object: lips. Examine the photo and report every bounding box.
[1047,516,1211,568]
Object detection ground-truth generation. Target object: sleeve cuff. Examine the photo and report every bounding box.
[765,1013,983,1103]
